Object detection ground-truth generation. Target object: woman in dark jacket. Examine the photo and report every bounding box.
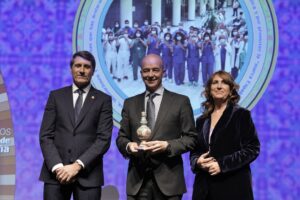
[190,70,260,200]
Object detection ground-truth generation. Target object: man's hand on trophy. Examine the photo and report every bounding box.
[142,141,169,154]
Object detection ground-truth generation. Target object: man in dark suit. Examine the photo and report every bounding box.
[116,54,197,200]
[39,51,113,200]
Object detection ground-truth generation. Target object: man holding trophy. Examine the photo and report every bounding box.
[116,54,197,200]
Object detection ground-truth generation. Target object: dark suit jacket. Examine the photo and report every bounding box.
[39,85,113,187]
[190,104,260,200]
[116,89,197,196]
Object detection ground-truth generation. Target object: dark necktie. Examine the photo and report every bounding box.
[75,89,84,122]
[147,93,157,130]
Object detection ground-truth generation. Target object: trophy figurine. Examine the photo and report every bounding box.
[136,111,152,150]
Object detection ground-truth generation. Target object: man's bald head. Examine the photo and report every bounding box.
[140,54,164,92]
[141,54,163,70]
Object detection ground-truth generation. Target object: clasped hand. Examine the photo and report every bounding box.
[197,151,221,176]
[55,163,82,184]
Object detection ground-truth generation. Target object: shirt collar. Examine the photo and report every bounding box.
[145,85,164,97]
[72,83,91,94]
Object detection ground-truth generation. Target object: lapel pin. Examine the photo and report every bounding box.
[91,96,95,99]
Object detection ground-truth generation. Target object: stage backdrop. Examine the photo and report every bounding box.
[0,0,299,199]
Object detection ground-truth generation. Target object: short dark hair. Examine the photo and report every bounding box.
[70,51,96,70]
[164,32,172,38]
[174,31,185,42]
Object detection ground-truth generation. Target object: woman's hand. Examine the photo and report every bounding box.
[206,161,221,176]
[196,151,215,171]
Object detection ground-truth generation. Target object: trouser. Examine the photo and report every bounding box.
[127,175,182,200]
[44,182,101,200]
[105,53,117,76]
[117,51,130,78]
[163,57,173,79]
[187,58,199,82]
[173,62,185,85]
[202,61,214,84]
[132,56,143,80]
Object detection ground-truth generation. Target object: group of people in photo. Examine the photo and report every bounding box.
[39,50,260,200]
[102,1,248,87]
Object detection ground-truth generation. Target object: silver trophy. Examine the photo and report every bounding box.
[136,111,152,150]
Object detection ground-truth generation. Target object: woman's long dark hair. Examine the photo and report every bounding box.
[201,71,240,118]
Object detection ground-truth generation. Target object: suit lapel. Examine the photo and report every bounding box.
[133,93,146,129]
[149,90,173,140]
[210,103,234,144]
[137,93,145,116]
[66,86,76,127]
[74,87,96,128]
[202,118,210,148]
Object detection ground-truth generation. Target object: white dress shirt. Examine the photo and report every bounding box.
[51,83,91,173]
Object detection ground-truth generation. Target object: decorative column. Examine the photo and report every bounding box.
[120,0,133,27]
[151,0,162,24]
[188,0,196,20]
[172,0,181,26]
